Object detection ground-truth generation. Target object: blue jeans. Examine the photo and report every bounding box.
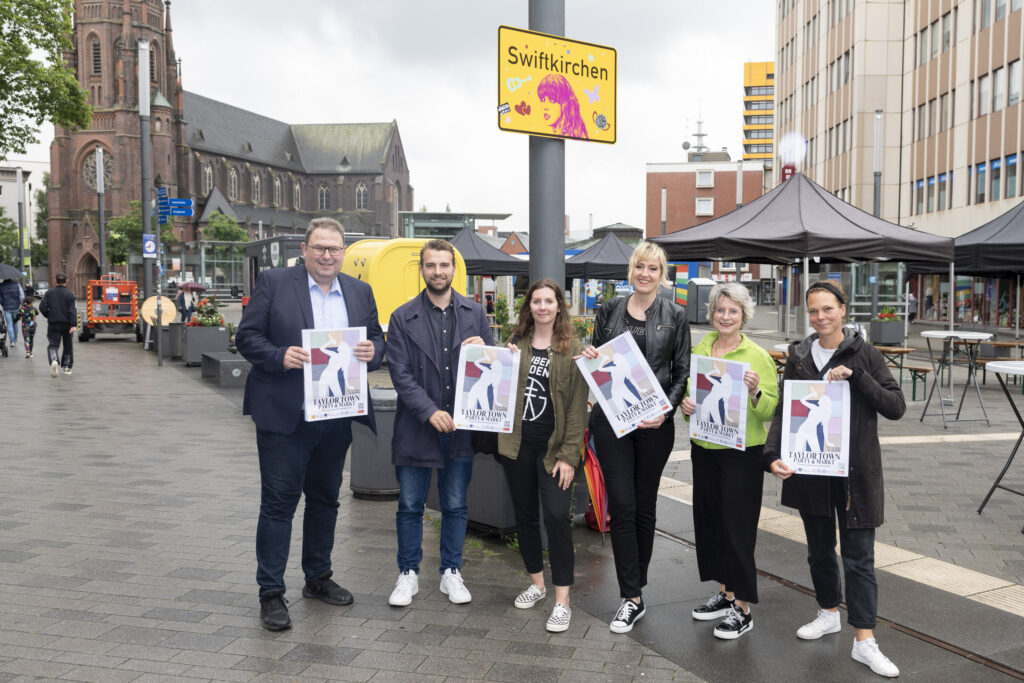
[394,440,473,574]
[4,310,16,345]
[255,417,353,597]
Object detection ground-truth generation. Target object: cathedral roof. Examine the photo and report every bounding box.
[182,91,397,176]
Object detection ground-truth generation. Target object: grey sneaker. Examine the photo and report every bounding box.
[514,584,546,609]
[546,603,571,633]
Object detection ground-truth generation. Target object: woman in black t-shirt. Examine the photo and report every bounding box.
[497,279,588,633]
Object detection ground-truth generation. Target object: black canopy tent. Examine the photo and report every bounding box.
[448,227,530,276]
[651,173,954,264]
[565,231,634,279]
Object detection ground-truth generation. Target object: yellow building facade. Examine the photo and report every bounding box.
[743,61,775,185]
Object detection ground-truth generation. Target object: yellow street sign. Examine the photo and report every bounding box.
[497,25,616,144]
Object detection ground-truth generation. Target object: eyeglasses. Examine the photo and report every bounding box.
[308,245,344,256]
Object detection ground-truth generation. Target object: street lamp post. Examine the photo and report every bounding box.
[96,146,106,275]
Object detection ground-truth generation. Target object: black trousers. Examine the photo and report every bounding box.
[501,437,574,586]
[801,477,878,629]
[593,413,674,598]
[47,322,73,369]
[691,442,764,603]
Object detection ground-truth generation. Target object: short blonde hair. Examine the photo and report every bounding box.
[627,241,672,288]
[706,282,755,327]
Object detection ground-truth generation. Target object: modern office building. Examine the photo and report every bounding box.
[774,0,1024,326]
[743,61,776,188]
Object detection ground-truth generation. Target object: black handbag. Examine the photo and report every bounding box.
[471,430,499,456]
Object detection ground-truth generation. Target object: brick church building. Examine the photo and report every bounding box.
[49,0,413,294]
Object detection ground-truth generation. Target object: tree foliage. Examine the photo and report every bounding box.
[105,200,178,265]
[0,0,91,157]
[31,171,49,263]
[204,211,248,242]
[0,207,17,265]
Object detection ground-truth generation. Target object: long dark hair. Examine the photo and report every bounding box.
[512,278,575,354]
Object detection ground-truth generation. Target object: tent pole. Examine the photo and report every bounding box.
[803,257,810,337]
[948,262,955,332]
[776,265,783,335]
[1016,273,1020,341]
[786,265,792,340]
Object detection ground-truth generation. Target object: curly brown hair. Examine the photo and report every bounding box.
[512,278,575,354]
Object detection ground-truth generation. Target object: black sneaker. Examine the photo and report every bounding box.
[609,598,646,634]
[713,604,752,640]
[692,591,734,621]
[302,575,354,606]
[259,592,291,631]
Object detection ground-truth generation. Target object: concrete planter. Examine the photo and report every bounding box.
[869,320,904,345]
[182,326,229,365]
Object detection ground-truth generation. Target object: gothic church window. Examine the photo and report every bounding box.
[228,168,238,200]
[356,182,368,210]
[252,174,261,204]
[92,38,101,74]
[293,180,301,209]
[273,176,282,206]
[318,184,330,210]
[202,165,213,196]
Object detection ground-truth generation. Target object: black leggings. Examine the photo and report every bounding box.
[593,413,674,598]
[501,438,574,586]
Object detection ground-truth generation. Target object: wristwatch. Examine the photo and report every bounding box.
[752,389,763,401]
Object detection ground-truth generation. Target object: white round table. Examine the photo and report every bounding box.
[919,330,992,428]
[978,361,1024,532]
[773,343,791,353]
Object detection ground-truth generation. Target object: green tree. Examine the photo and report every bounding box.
[105,200,178,265]
[31,171,49,264]
[203,211,248,242]
[0,0,91,157]
[0,207,17,264]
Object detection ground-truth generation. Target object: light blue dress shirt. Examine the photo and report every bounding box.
[307,273,349,330]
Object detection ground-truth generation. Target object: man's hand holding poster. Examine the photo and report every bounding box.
[454,345,520,433]
[689,355,750,450]
[781,380,851,476]
[302,327,368,421]
[576,332,672,438]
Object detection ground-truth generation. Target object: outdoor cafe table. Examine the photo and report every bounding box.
[977,360,1024,533]
[919,330,992,429]
[873,345,912,385]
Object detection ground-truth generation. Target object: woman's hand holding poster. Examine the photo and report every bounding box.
[576,332,672,438]
[453,345,520,433]
[781,380,851,476]
[689,355,750,450]
[302,327,368,421]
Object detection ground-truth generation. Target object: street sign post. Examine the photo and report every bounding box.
[497,25,616,144]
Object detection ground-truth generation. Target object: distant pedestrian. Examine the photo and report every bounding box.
[0,277,24,346]
[15,289,39,358]
[39,273,77,377]
[908,292,918,323]
[765,280,905,678]
[176,288,188,323]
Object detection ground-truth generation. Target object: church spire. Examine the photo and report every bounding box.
[164,1,175,61]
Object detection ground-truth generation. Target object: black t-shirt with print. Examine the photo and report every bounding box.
[521,346,554,444]
[623,310,647,356]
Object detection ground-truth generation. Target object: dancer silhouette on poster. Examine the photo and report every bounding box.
[599,350,642,414]
[465,355,504,410]
[794,386,836,451]
[699,365,735,426]
[318,333,353,398]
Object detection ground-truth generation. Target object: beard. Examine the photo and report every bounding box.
[425,276,452,295]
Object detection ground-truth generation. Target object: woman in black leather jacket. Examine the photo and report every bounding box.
[582,241,690,634]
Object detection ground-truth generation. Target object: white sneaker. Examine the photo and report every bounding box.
[439,568,471,604]
[50,360,58,377]
[63,367,72,375]
[514,584,546,609]
[797,608,842,640]
[546,603,571,633]
[388,570,418,607]
[852,637,900,677]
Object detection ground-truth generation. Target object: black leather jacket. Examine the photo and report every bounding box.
[593,295,691,411]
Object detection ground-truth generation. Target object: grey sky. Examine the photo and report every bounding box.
[22,0,775,233]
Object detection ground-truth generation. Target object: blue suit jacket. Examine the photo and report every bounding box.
[386,290,493,467]
[236,264,384,435]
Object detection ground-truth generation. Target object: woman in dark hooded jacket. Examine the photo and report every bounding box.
[764,280,905,678]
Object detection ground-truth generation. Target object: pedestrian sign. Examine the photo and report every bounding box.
[143,234,157,259]
[497,25,616,144]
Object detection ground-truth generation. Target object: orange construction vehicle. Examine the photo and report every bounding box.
[78,274,142,342]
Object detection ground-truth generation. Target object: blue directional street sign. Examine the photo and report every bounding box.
[168,207,193,216]
[168,198,193,208]
[158,215,168,224]
[155,186,168,197]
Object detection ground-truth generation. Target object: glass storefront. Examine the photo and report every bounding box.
[912,273,1023,328]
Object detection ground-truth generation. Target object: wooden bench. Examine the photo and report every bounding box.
[201,351,251,387]
[768,350,787,379]
[890,362,931,401]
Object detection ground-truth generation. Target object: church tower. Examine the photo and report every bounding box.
[49,0,183,293]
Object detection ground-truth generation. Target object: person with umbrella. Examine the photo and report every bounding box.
[580,241,690,634]
[15,287,40,358]
[680,282,778,640]
[496,278,588,632]
[0,271,24,348]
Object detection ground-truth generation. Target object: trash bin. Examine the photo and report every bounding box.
[687,278,716,323]
[349,387,400,500]
[427,449,517,536]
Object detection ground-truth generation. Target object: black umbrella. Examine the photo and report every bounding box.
[0,264,22,281]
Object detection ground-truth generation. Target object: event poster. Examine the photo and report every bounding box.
[576,332,672,438]
[689,355,750,450]
[302,327,368,422]
[780,380,851,476]
[453,345,520,433]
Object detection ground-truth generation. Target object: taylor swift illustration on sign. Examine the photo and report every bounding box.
[575,332,671,437]
[454,345,520,433]
[780,380,851,476]
[689,355,751,450]
[302,327,368,421]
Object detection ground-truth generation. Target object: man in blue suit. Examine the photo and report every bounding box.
[236,218,384,631]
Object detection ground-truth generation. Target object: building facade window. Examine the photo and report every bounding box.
[695,197,714,216]
[1007,155,1018,199]
[918,105,926,140]
[1009,60,1021,106]
[251,174,260,204]
[228,168,238,201]
[942,13,952,51]
[929,99,937,136]
[920,28,929,64]
[931,19,940,57]
[293,180,301,209]
[993,67,1006,111]
[916,180,925,214]
[696,170,714,187]
[938,173,948,209]
[927,176,936,212]
[981,0,992,30]
[92,38,101,74]
[940,93,950,131]
[273,176,281,206]
[356,182,368,210]
[997,0,1007,22]
[202,164,213,196]
[318,184,329,210]
[991,159,1002,201]
[976,162,987,203]
[979,75,990,116]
